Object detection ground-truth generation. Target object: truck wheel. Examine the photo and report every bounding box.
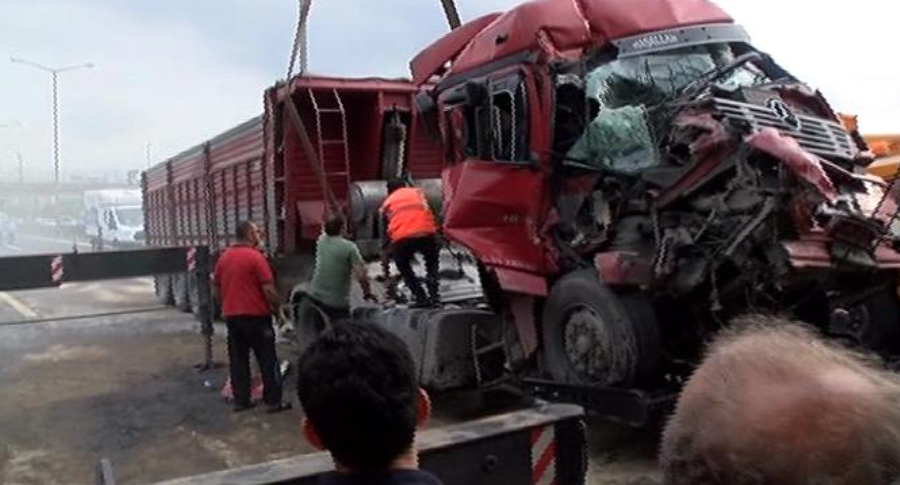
[173,273,192,312]
[541,270,660,387]
[186,273,204,316]
[154,274,174,305]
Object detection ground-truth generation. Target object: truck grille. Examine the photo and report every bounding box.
[712,98,858,161]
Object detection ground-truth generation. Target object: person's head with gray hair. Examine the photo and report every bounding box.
[660,315,900,485]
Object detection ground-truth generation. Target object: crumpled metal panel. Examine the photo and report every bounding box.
[410,13,503,85]
[783,240,900,269]
[442,161,552,279]
[747,128,838,203]
[578,0,731,40]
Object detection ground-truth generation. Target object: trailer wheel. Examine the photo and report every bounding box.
[173,273,192,312]
[187,272,202,316]
[541,270,660,387]
[154,274,174,305]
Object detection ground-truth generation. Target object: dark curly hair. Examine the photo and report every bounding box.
[296,322,418,472]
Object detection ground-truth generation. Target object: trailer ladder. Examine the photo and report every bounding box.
[307,88,351,200]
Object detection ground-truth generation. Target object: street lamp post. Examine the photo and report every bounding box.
[10,57,93,184]
[0,120,22,183]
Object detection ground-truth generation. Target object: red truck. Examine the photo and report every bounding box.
[148,0,900,424]
[391,0,900,421]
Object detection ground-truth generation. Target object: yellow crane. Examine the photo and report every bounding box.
[866,134,900,180]
[839,114,900,180]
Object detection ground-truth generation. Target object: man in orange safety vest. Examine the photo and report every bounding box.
[380,179,440,308]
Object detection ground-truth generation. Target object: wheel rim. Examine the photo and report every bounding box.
[562,305,622,384]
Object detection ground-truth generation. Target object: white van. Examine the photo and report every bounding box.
[82,190,145,249]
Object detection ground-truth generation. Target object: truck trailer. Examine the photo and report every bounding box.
[145,76,443,310]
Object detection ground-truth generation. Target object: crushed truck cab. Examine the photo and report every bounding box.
[404,0,900,421]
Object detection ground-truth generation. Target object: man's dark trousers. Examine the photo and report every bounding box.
[392,234,440,305]
[226,316,282,406]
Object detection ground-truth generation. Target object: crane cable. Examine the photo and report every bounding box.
[439,0,462,29]
[281,0,341,216]
[280,0,461,217]
[286,0,312,80]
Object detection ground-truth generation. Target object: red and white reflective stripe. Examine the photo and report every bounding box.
[51,256,64,284]
[186,247,197,272]
[531,425,557,485]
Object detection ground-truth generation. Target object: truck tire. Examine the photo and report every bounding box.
[187,272,202,316]
[541,270,660,387]
[154,274,174,305]
[173,273,192,312]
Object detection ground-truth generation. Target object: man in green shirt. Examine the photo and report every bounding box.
[307,216,376,322]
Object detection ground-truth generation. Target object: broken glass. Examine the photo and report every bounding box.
[564,44,765,173]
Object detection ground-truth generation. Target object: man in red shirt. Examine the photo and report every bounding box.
[214,221,290,413]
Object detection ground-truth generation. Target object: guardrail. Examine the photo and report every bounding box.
[96,403,587,485]
[0,246,217,368]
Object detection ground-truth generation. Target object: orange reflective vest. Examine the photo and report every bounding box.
[380,187,438,243]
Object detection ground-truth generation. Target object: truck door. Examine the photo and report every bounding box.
[439,71,553,284]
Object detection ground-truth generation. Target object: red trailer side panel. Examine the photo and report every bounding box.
[144,163,172,246]
[208,116,265,250]
[170,146,206,247]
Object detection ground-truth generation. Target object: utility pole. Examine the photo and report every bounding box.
[10,56,93,184]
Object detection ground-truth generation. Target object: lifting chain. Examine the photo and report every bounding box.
[391,111,408,179]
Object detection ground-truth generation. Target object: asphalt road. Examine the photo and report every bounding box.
[0,235,661,485]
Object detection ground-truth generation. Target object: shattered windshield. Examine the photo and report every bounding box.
[565,44,767,173]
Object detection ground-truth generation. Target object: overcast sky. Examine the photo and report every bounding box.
[1,0,898,181]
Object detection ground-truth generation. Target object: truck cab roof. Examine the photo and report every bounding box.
[411,0,732,84]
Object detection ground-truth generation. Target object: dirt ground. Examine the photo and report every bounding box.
[0,304,660,485]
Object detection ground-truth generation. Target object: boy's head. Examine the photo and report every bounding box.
[297,322,429,472]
